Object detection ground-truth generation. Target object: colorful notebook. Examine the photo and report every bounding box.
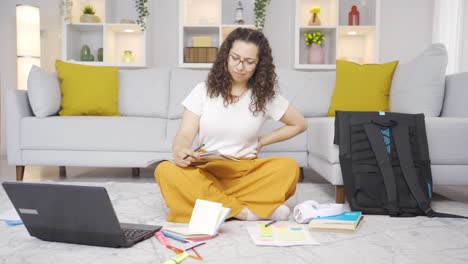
[308,211,363,232]
[247,222,319,247]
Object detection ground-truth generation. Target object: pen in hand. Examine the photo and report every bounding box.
[183,144,205,160]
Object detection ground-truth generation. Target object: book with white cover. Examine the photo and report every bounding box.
[164,199,231,238]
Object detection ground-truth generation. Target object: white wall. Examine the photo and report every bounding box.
[461,2,468,72]
[0,0,436,155]
[380,0,435,63]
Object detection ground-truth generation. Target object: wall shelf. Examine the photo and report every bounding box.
[62,0,147,67]
[179,0,256,68]
[295,0,380,69]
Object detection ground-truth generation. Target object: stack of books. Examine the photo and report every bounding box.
[308,211,363,232]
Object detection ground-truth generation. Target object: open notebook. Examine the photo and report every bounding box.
[164,199,231,241]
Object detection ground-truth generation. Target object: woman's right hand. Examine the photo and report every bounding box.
[173,147,200,167]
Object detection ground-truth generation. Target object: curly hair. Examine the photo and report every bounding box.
[206,27,277,116]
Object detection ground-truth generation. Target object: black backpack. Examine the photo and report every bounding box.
[334,111,467,219]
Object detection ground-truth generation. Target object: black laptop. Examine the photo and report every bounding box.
[2,182,161,248]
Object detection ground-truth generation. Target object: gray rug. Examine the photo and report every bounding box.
[1,182,468,264]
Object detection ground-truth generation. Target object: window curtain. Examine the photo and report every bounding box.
[432,0,465,74]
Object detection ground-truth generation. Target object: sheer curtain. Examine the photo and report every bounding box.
[432,0,465,74]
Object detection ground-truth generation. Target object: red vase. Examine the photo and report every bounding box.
[307,44,324,64]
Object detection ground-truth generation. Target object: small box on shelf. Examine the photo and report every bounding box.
[193,36,213,47]
[184,47,218,63]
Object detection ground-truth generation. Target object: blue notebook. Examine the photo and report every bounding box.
[315,211,362,221]
[309,211,363,231]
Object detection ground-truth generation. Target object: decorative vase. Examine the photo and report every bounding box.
[307,44,324,64]
[348,5,360,25]
[97,48,103,62]
[80,14,100,23]
[121,50,135,63]
[308,13,321,26]
[80,45,94,61]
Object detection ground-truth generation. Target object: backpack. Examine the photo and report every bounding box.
[334,111,467,219]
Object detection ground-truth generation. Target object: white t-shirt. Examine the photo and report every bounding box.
[182,82,289,158]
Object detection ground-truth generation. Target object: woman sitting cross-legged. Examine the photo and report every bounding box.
[155,28,307,223]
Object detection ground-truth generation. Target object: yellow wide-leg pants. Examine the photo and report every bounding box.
[154,157,300,223]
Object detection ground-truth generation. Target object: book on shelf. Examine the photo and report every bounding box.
[308,211,363,232]
[163,199,231,241]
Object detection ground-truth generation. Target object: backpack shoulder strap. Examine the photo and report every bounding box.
[392,124,468,219]
[363,123,399,216]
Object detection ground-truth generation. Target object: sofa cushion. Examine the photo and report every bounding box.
[55,60,119,116]
[276,69,335,117]
[21,116,170,152]
[441,72,468,117]
[27,65,61,118]
[118,68,170,118]
[425,117,468,165]
[390,44,448,117]
[307,117,339,164]
[168,68,209,119]
[327,60,399,116]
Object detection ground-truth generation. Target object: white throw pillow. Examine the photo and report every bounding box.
[27,65,61,118]
[389,44,448,117]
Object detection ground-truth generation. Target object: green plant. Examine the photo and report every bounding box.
[304,31,325,46]
[59,0,73,22]
[134,0,150,31]
[309,7,320,14]
[82,4,95,15]
[254,0,271,31]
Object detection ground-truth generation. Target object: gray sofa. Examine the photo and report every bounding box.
[6,67,468,202]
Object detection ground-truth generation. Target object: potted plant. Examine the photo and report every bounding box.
[308,7,321,26]
[135,0,150,31]
[80,4,100,23]
[304,31,325,64]
[254,0,271,31]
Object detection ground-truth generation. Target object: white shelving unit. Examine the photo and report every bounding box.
[295,0,380,69]
[62,0,147,67]
[179,0,256,68]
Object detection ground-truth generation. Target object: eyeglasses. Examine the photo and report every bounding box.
[228,53,258,70]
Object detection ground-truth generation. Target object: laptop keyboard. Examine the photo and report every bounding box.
[122,228,152,241]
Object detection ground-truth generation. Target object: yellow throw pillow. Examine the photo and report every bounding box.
[327,60,399,117]
[55,60,120,116]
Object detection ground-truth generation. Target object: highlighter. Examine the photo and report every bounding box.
[162,252,189,264]
[155,231,170,246]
